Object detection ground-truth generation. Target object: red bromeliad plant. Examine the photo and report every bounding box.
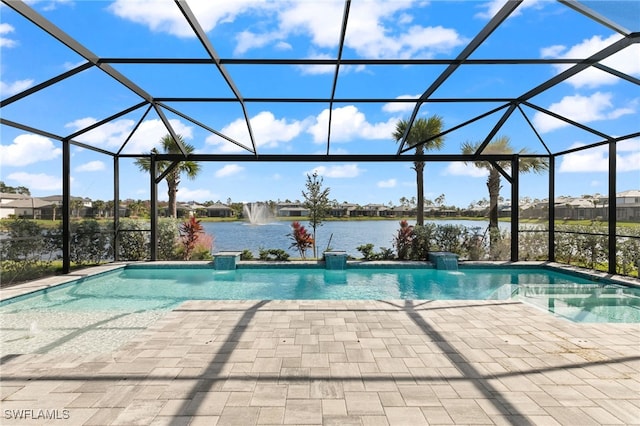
[179,216,204,260]
[289,221,314,259]
[394,220,414,260]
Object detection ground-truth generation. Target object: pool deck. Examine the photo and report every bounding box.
[1,264,639,425]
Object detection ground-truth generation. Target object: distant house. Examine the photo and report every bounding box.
[206,203,233,218]
[0,193,54,219]
[330,203,357,218]
[350,204,389,217]
[177,203,208,217]
[40,195,92,218]
[277,203,309,217]
[616,190,640,221]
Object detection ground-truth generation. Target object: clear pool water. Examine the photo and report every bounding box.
[1,266,638,355]
[2,266,638,319]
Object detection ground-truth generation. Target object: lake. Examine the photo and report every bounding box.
[202,219,503,257]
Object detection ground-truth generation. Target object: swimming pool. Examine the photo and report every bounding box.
[1,265,638,354]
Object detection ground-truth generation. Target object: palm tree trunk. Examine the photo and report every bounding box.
[487,168,501,254]
[168,182,178,219]
[415,161,424,226]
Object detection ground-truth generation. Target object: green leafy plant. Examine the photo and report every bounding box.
[157,218,180,260]
[302,172,331,258]
[241,249,254,260]
[379,247,395,260]
[433,224,466,254]
[70,219,111,265]
[289,221,314,259]
[1,218,51,285]
[118,219,149,261]
[258,248,290,261]
[356,243,376,260]
[410,223,436,260]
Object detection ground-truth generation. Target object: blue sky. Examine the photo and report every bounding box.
[0,0,638,208]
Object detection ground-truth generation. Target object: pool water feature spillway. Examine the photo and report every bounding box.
[324,251,348,270]
[214,251,242,270]
[428,252,459,270]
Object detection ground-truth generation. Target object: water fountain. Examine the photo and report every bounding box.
[243,202,274,225]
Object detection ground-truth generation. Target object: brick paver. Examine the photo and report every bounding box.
[1,296,639,425]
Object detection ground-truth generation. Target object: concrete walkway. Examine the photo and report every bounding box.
[1,299,639,425]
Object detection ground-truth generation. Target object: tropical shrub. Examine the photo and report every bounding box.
[463,226,486,261]
[356,243,376,260]
[289,221,314,259]
[488,228,511,260]
[240,249,254,260]
[118,219,149,261]
[157,218,180,260]
[356,243,394,260]
[179,216,205,261]
[258,248,289,261]
[410,223,436,260]
[394,220,414,260]
[517,226,547,261]
[617,237,639,275]
[0,218,52,285]
[379,247,395,260]
[70,219,111,265]
[176,232,214,261]
[433,224,466,254]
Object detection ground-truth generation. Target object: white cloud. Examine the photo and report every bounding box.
[308,164,363,178]
[283,1,465,59]
[0,134,62,166]
[208,111,306,153]
[475,0,544,20]
[541,34,640,89]
[308,105,397,143]
[175,187,219,202]
[443,162,489,178]
[126,119,194,153]
[108,0,259,38]
[382,94,420,113]
[377,178,397,188]
[65,118,193,153]
[296,52,338,75]
[0,23,17,48]
[532,92,635,133]
[24,0,73,12]
[66,117,133,147]
[559,142,640,172]
[6,172,62,191]
[63,60,87,71]
[110,1,463,60]
[75,160,106,172]
[215,164,245,177]
[235,30,281,56]
[0,79,34,96]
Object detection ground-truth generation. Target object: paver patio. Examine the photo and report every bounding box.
[1,294,639,425]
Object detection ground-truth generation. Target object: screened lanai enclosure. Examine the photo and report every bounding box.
[0,0,638,279]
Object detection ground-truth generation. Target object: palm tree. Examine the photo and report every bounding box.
[70,198,84,218]
[392,115,445,226]
[104,200,115,218]
[134,134,201,218]
[461,135,548,253]
[92,199,105,218]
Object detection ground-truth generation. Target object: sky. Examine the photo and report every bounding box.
[0,0,638,208]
